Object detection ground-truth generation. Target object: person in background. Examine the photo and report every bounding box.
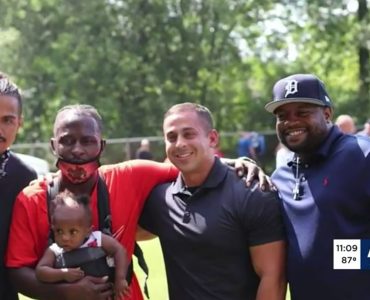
[265,73,370,300]
[139,103,286,300]
[357,118,370,137]
[335,114,356,134]
[237,132,258,160]
[36,191,129,299]
[0,72,37,300]
[135,138,153,160]
[237,131,266,166]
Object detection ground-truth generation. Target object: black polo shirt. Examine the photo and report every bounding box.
[140,157,284,300]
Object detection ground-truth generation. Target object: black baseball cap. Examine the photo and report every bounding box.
[265,73,332,113]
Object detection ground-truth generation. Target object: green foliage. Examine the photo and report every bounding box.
[0,0,369,143]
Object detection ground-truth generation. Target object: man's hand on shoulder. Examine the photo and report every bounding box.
[222,157,276,191]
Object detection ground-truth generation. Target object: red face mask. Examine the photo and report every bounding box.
[57,158,100,184]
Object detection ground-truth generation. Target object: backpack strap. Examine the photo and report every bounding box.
[46,177,60,245]
[96,176,112,236]
[133,242,150,298]
[96,174,150,298]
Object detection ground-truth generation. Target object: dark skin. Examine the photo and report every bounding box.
[9,111,112,300]
[275,103,333,162]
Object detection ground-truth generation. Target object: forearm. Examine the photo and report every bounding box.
[36,266,68,283]
[9,267,71,300]
[256,274,286,300]
[114,248,128,281]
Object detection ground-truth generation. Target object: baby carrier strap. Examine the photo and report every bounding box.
[46,175,150,298]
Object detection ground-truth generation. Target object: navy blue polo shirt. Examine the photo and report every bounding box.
[140,157,285,300]
[272,126,370,300]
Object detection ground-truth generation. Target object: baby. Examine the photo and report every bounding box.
[36,191,129,299]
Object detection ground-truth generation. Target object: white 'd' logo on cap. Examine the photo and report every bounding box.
[285,80,298,97]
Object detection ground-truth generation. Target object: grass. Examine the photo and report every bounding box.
[20,238,290,300]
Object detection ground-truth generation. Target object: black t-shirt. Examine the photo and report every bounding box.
[0,152,37,300]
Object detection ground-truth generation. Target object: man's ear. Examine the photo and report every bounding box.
[100,139,106,153]
[209,129,219,148]
[18,115,24,129]
[324,107,333,123]
[50,138,57,155]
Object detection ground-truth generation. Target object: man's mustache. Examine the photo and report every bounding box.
[0,136,6,142]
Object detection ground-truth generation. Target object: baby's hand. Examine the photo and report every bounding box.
[114,279,130,299]
[62,267,84,282]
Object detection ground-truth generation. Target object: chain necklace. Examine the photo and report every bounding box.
[0,149,10,178]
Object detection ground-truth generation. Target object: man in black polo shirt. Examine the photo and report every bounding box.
[0,72,37,300]
[139,102,286,300]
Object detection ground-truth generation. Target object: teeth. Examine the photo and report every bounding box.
[287,130,304,136]
[177,153,191,158]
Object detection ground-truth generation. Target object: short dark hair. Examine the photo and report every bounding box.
[0,72,22,115]
[51,190,92,225]
[164,102,214,132]
[54,104,103,135]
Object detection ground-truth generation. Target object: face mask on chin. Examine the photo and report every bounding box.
[56,157,100,184]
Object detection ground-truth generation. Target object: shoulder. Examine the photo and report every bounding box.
[16,179,48,206]
[8,152,38,178]
[99,160,173,176]
[149,182,172,196]
[332,134,370,161]
[227,171,280,208]
[241,179,280,205]
[99,160,177,189]
[143,182,172,212]
[222,168,276,201]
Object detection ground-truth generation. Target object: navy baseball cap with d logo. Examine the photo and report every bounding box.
[265,74,332,113]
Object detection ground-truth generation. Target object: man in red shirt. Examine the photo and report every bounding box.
[6,104,179,300]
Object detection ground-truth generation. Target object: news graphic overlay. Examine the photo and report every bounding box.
[333,239,370,270]
[333,240,360,269]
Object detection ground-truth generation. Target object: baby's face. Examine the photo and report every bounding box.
[52,205,91,251]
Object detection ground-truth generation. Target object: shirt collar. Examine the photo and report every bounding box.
[315,125,343,158]
[171,157,229,195]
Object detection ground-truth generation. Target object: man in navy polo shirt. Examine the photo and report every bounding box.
[139,102,286,300]
[265,73,370,299]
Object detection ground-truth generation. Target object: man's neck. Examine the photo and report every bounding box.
[59,172,98,195]
[181,158,215,187]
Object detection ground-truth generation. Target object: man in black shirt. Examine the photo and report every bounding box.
[139,103,286,300]
[0,72,37,300]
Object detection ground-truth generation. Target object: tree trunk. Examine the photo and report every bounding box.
[358,0,369,121]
